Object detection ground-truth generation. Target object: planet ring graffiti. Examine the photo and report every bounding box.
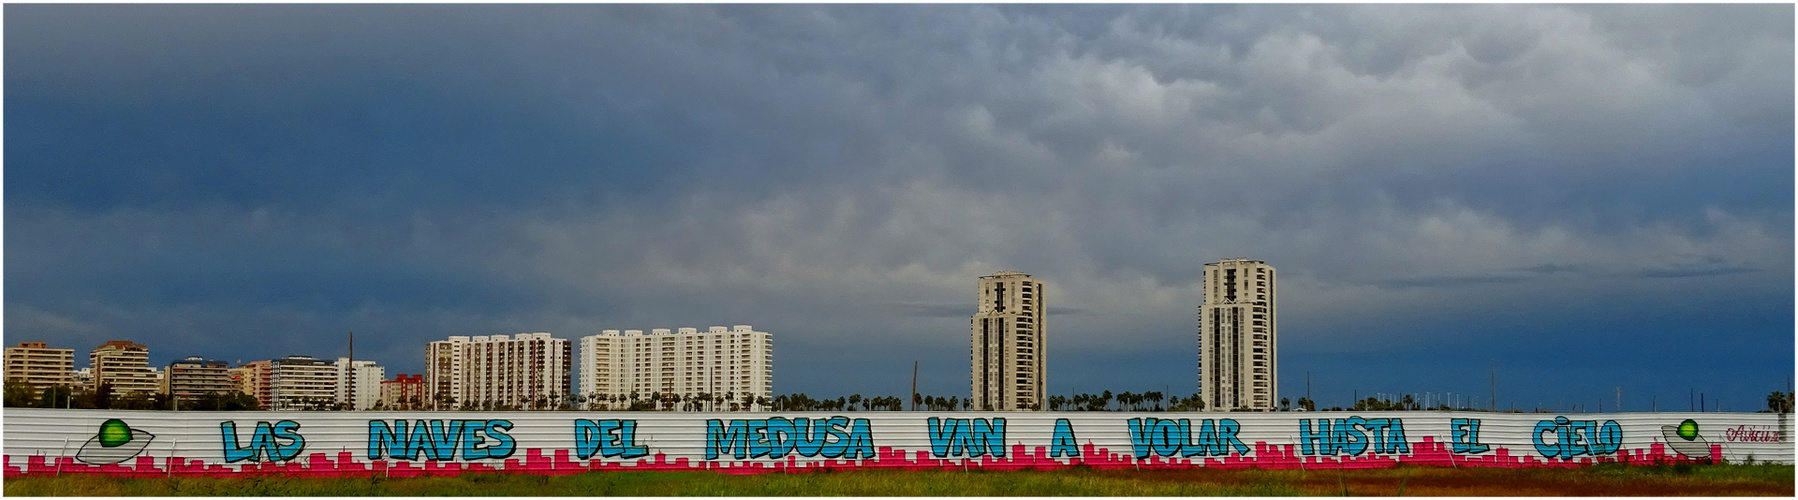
[74,419,155,465]
[1659,419,1710,458]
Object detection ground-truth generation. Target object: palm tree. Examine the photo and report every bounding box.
[848,394,863,411]
[1100,391,1113,411]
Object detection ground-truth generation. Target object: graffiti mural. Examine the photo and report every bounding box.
[1659,419,1712,458]
[74,419,155,465]
[4,409,1789,477]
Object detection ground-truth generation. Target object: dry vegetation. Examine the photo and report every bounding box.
[5,463,1793,496]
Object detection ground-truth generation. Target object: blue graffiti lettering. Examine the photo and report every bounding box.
[222,420,305,463]
[1126,418,1251,459]
[1452,418,1490,454]
[927,417,1007,458]
[575,419,649,460]
[1296,417,1409,456]
[1532,416,1622,460]
[707,417,872,460]
[1050,419,1080,458]
[365,420,515,461]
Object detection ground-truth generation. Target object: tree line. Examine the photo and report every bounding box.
[3,380,261,411]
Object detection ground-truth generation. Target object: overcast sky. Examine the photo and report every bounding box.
[7,4,1792,412]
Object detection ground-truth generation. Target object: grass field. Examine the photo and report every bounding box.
[5,464,1793,496]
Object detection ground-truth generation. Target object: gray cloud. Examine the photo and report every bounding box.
[1634,265,1761,279]
[5,5,1790,402]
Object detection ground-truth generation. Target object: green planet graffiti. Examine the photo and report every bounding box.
[74,418,156,465]
[1659,419,1710,458]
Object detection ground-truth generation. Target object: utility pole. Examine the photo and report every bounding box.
[1489,362,1496,412]
[1615,387,1621,413]
[348,331,355,412]
[911,361,918,412]
[1306,371,1311,406]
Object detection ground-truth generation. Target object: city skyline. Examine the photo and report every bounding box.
[5,5,1792,412]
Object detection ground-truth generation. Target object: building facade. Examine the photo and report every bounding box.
[164,357,235,405]
[270,356,338,410]
[1198,258,1277,412]
[234,360,273,408]
[334,358,384,411]
[970,271,1046,411]
[90,341,159,396]
[4,341,75,389]
[426,333,572,410]
[579,325,773,411]
[379,374,426,410]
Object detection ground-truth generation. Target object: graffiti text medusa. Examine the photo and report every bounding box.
[1533,416,1621,459]
[367,420,516,461]
[1127,417,1251,458]
[1298,417,1411,456]
[705,417,875,460]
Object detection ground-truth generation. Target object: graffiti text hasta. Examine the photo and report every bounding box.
[1299,417,1411,455]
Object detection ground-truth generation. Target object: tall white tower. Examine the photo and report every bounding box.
[1198,258,1276,411]
[971,271,1045,411]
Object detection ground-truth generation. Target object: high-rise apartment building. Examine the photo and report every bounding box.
[90,341,159,396]
[1198,258,1277,412]
[580,325,772,411]
[5,341,75,389]
[971,271,1046,411]
[380,374,426,410]
[335,357,385,411]
[426,333,572,410]
[269,356,338,410]
[164,357,235,405]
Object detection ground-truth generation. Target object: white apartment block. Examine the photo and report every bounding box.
[971,271,1045,411]
[1198,258,1277,412]
[426,333,572,410]
[580,325,772,411]
[5,341,75,389]
[91,340,159,396]
[270,356,339,410]
[334,357,385,411]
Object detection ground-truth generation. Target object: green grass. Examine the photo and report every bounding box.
[4,464,1792,496]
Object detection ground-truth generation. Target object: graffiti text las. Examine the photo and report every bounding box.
[221,421,306,463]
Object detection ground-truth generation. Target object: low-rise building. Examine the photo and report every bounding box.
[380,374,426,410]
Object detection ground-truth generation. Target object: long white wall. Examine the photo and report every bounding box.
[4,409,1788,477]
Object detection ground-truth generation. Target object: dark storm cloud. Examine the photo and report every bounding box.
[1368,274,1532,290]
[6,4,1790,408]
[1634,265,1761,279]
